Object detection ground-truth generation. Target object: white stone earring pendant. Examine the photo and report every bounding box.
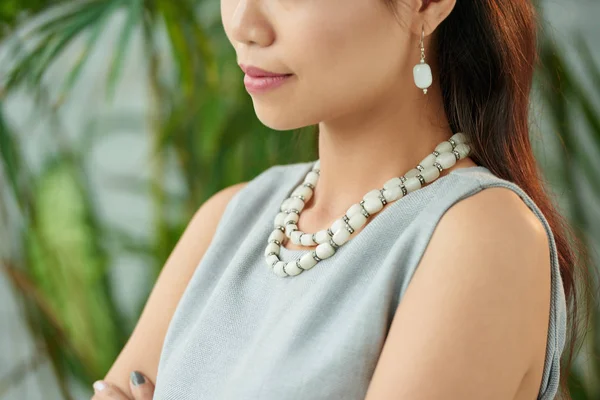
[413,26,432,94]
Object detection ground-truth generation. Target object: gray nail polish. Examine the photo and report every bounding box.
[130,371,145,386]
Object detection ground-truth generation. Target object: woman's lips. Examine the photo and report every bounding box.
[243,73,293,94]
[239,64,294,94]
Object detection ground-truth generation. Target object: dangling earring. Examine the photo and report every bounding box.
[413,25,432,94]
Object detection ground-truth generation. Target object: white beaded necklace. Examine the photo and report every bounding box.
[264,132,472,278]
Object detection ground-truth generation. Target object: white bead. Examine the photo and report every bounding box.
[304,171,319,186]
[300,234,316,246]
[403,176,422,192]
[382,186,403,202]
[274,212,286,227]
[313,160,320,170]
[383,177,402,190]
[413,62,432,90]
[332,228,351,246]
[404,168,420,179]
[436,152,457,169]
[264,242,280,256]
[266,254,279,268]
[284,212,299,224]
[348,213,367,230]
[280,198,292,212]
[364,189,382,200]
[315,230,330,244]
[291,230,303,245]
[421,166,440,183]
[331,219,345,233]
[285,261,303,276]
[451,132,468,144]
[273,261,287,277]
[362,197,384,214]
[434,141,453,153]
[419,153,437,167]
[316,242,335,259]
[287,197,305,212]
[455,143,470,159]
[285,224,297,236]
[292,185,313,201]
[268,229,285,243]
[346,203,363,218]
[299,252,318,270]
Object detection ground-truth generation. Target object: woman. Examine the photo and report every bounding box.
[90,0,589,399]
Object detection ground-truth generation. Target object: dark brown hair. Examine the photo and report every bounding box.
[383,0,597,398]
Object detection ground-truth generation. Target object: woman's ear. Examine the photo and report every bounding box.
[408,0,457,36]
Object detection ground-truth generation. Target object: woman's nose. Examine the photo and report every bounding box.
[229,0,275,48]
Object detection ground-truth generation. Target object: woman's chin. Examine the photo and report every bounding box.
[254,109,312,131]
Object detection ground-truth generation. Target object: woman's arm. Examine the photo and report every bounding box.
[98,181,248,397]
[364,187,552,400]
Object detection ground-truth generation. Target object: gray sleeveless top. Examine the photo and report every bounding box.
[153,160,567,400]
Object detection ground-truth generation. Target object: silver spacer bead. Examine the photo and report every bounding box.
[327,228,334,237]
[267,252,277,257]
[291,195,305,201]
[416,174,426,185]
[285,219,297,225]
[296,259,305,271]
[288,208,300,215]
[433,162,443,172]
[276,225,285,232]
[268,239,281,246]
[345,223,355,234]
[312,232,317,243]
[416,164,424,171]
[400,185,408,196]
[432,150,440,157]
[342,214,349,223]
[329,238,339,249]
[378,189,387,205]
[448,138,456,148]
[303,182,315,190]
[312,251,321,262]
[359,204,370,218]
[400,176,407,183]
[452,149,461,161]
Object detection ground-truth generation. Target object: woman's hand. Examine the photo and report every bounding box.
[91,371,155,400]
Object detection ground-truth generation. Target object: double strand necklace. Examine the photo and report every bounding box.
[264,132,472,278]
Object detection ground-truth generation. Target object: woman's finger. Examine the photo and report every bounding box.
[129,370,155,400]
[91,380,131,400]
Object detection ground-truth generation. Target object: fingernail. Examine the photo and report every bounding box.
[93,381,106,392]
[130,371,145,386]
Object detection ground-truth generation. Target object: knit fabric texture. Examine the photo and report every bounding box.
[153,160,567,400]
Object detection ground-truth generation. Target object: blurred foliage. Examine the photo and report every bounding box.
[0,0,598,399]
[537,30,600,399]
